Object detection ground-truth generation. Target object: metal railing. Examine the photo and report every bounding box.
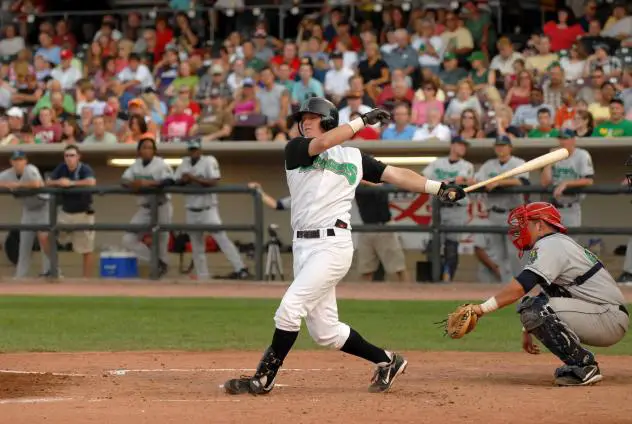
[0,185,264,280]
[355,184,632,282]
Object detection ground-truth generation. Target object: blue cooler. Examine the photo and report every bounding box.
[100,252,139,278]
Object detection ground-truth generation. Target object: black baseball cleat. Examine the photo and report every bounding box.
[224,347,281,396]
[216,268,251,280]
[554,364,603,386]
[368,353,408,393]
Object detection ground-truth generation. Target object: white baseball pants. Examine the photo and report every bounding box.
[274,228,353,349]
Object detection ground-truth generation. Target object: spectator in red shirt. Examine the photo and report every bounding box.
[271,43,301,80]
[543,7,584,52]
[327,19,362,52]
[376,69,414,107]
[154,16,174,62]
[33,107,63,143]
[349,111,380,140]
[53,20,77,51]
[162,98,197,140]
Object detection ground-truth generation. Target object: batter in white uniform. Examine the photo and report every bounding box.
[121,134,174,278]
[540,129,594,230]
[224,97,465,395]
[474,135,530,281]
[174,140,249,280]
[422,136,474,281]
[0,151,51,278]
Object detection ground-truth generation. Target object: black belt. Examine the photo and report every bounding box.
[442,203,464,208]
[296,219,348,239]
[490,207,509,214]
[620,305,629,316]
[141,202,166,208]
[187,207,210,212]
[553,202,577,209]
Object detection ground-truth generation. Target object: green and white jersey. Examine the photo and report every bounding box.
[422,157,474,206]
[550,148,594,204]
[121,157,174,206]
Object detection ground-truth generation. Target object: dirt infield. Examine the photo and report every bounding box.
[0,280,631,424]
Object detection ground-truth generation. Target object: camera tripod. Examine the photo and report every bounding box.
[264,234,284,281]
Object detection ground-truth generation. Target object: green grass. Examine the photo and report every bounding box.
[0,296,630,355]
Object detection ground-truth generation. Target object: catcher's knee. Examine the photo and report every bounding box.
[517,295,548,332]
[306,320,350,349]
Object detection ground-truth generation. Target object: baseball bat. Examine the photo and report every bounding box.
[448,148,570,200]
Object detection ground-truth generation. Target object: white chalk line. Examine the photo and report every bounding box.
[107,368,334,375]
[0,397,244,405]
[0,369,87,377]
[0,397,75,405]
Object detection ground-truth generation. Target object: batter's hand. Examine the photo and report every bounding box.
[522,331,540,355]
[361,108,391,126]
[439,183,466,203]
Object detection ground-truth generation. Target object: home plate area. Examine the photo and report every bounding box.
[0,351,631,424]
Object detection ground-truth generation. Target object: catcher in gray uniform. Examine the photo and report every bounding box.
[174,140,249,280]
[467,202,628,386]
[121,134,174,278]
[0,151,51,278]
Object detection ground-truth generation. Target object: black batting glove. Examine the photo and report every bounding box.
[438,183,466,203]
[361,108,392,126]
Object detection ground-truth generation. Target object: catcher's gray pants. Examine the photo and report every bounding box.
[122,203,173,264]
[547,297,628,347]
[186,207,244,279]
[17,205,50,278]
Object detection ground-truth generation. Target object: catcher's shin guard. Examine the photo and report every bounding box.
[517,295,595,367]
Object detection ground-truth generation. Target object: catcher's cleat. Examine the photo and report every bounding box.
[554,364,603,386]
[368,353,408,393]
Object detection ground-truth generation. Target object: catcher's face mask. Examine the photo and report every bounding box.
[508,206,533,258]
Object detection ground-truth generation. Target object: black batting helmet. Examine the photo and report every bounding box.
[292,97,339,136]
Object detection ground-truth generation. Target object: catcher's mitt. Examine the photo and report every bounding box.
[439,304,479,339]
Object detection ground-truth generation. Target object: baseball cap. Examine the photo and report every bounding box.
[467,51,485,63]
[558,128,576,139]
[495,135,512,145]
[60,49,73,60]
[211,64,224,75]
[10,150,26,160]
[331,51,343,59]
[242,77,255,87]
[451,135,470,146]
[187,139,202,150]
[444,52,457,61]
[7,107,24,118]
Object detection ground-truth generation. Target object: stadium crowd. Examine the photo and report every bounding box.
[0,0,629,144]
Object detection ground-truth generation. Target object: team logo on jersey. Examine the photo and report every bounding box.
[528,248,538,264]
[298,156,358,184]
[583,248,599,265]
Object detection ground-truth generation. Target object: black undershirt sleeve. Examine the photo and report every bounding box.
[285,137,316,170]
[361,153,387,184]
[515,269,546,293]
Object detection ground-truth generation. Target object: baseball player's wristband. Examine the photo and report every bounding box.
[347,117,365,134]
[480,297,499,314]
[424,179,443,195]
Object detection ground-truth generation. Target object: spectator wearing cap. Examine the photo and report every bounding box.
[253,29,275,62]
[162,98,197,140]
[512,87,555,133]
[411,18,443,75]
[593,99,632,136]
[339,91,373,125]
[118,53,155,92]
[46,145,96,277]
[440,11,474,66]
[199,89,234,141]
[525,36,559,76]
[324,51,354,105]
[33,107,62,143]
[271,43,301,80]
[490,37,524,80]
[50,50,81,91]
[36,32,61,66]
[468,51,495,91]
[439,53,468,94]
[83,115,117,144]
[154,47,180,93]
[413,106,451,142]
[7,107,25,134]
[291,62,325,105]
[383,29,418,78]
[165,61,199,98]
[585,43,622,79]
[542,63,565,111]
[543,7,584,52]
[127,98,160,135]
[257,67,290,131]
[381,103,417,141]
[348,111,380,140]
[197,64,232,101]
[528,108,559,138]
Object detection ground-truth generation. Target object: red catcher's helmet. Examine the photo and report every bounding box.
[508,202,567,257]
